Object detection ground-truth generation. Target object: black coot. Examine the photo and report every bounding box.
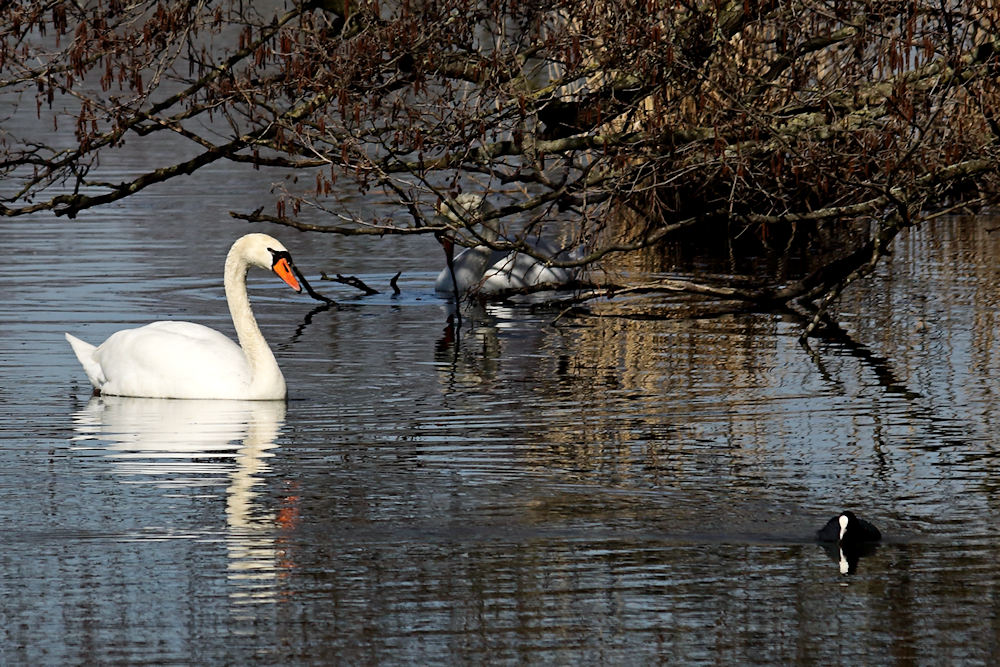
[817,511,882,573]
[817,511,882,545]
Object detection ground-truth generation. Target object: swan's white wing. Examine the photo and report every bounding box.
[519,237,577,284]
[93,321,252,399]
[482,252,573,293]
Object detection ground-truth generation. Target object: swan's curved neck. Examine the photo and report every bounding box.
[224,244,284,395]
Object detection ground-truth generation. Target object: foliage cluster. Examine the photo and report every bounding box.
[2,1,998,329]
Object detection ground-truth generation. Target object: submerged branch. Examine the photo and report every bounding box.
[321,272,380,295]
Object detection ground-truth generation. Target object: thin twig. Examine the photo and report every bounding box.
[320,272,380,295]
[293,266,338,305]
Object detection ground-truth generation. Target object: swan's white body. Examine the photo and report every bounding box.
[65,233,301,400]
[433,194,575,296]
[479,237,574,293]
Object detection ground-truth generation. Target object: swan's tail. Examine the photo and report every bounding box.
[65,333,105,390]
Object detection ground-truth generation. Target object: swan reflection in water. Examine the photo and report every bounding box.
[70,396,294,603]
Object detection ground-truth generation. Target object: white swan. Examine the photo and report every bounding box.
[65,233,302,400]
[433,194,575,297]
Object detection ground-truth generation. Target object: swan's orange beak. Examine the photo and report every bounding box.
[272,257,302,292]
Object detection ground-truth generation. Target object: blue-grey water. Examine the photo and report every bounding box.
[2,150,1000,662]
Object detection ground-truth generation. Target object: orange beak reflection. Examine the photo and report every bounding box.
[273,257,302,292]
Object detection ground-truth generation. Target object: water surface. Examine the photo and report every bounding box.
[2,169,1000,663]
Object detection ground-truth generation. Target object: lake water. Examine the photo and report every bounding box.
[2,153,1000,662]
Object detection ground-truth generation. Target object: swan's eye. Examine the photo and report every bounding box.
[269,249,295,273]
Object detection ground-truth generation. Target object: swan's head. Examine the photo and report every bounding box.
[436,194,499,243]
[231,233,302,293]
